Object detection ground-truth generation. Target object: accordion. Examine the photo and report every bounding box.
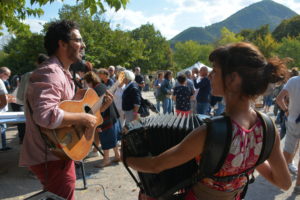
[122,111,276,200]
[122,113,233,199]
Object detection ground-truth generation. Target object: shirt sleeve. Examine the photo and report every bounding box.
[28,67,66,129]
[132,87,142,106]
[283,77,295,94]
[0,80,7,95]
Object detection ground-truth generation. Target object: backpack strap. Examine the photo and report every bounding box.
[198,111,276,198]
[239,111,276,199]
[255,110,276,166]
[199,115,232,176]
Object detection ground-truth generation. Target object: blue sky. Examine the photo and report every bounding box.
[15,0,300,40]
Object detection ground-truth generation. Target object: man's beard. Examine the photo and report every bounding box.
[68,49,85,64]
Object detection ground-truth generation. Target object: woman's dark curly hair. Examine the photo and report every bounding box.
[209,42,288,98]
[164,70,172,80]
[44,20,78,56]
[83,71,100,88]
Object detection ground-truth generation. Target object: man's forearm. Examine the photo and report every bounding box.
[0,94,7,109]
[276,96,288,111]
[59,112,84,128]
[276,90,288,111]
[277,100,288,111]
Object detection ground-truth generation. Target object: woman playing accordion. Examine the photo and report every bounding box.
[123,42,291,200]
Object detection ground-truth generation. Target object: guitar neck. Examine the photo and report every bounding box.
[107,80,120,94]
[91,80,120,113]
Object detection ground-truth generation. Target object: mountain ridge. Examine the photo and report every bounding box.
[171,0,298,44]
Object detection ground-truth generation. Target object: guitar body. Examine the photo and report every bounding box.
[42,88,103,161]
[41,72,125,161]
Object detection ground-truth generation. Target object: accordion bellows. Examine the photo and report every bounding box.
[122,113,209,199]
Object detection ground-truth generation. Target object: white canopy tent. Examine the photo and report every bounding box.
[177,61,212,76]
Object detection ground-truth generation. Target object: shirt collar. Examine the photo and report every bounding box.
[125,81,134,89]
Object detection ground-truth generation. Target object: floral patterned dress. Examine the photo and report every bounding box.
[200,118,264,198]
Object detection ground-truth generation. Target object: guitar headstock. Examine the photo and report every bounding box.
[118,71,125,84]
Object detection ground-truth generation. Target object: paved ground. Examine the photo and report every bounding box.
[1,91,300,200]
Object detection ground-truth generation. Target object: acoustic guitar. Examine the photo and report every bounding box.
[41,72,125,161]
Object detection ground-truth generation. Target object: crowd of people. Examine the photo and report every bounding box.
[0,19,299,200]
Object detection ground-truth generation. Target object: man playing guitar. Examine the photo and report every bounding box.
[19,20,112,200]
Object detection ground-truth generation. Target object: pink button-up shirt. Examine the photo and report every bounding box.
[19,56,75,167]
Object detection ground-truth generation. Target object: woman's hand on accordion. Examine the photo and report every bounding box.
[125,125,207,174]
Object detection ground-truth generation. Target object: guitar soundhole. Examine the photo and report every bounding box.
[84,105,92,114]
[61,133,72,146]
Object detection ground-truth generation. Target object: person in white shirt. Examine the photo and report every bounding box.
[276,74,300,193]
[113,67,126,127]
[0,66,15,151]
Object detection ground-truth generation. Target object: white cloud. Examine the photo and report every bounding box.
[105,9,147,30]
[0,29,12,50]
[105,8,180,39]
[170,0,257,26]
[24,19,47,33]
[275,0,300,13]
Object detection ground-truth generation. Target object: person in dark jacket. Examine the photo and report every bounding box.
[160,70,173,114]
[194,66,211,115]
[122,70,142,122]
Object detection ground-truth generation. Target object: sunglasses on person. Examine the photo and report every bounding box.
[70,38,85,44]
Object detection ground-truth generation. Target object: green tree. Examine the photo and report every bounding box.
[173,41,213,71]
[58,4,145,68]
[238,24,270,42]
[130,24,173,73]
[106,29,146,67]
[173,41,202,70]
[253,33,278,58]
[0,0,129,35]
[273,15,300,41]
[0,50,8,63]
[198,44,214,66]
[0,3,146,74]
[238,29,254,42]
[251,25,270,41]
[216,27,244,46]
[0,33,45,74]
[275,36,300,67]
